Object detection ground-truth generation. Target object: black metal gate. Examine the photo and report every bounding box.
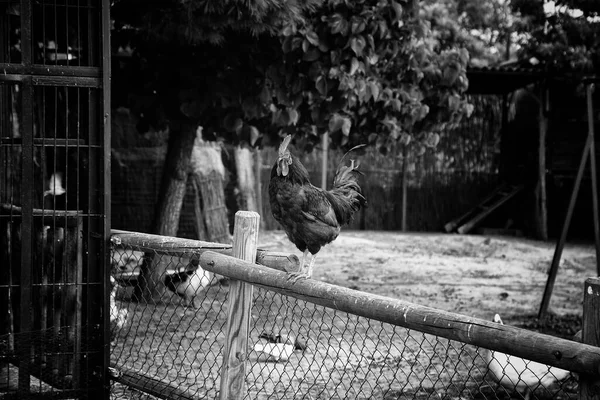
[0,0,110,398]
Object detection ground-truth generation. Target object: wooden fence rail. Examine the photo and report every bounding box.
[110,229,299,273]
[200,250,600,377]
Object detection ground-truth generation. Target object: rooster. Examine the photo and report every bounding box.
[269,135,366,281]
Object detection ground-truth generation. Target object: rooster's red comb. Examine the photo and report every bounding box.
[278,135,292,156]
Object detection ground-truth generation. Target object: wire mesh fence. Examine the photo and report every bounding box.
[108,231,585,400]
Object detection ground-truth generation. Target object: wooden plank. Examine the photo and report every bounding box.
[0,138,88,146]
[110,365,196,400]
[444,185,505,232]
[200,250,600,376]
[191,176,208,240]
[580,278,600,399]
[219,211,260,400]
[110,229,299,273]
[0,64,101,78]
[457,184,524,234]
[31,76,101,88]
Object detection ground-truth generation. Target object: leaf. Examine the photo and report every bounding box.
[330,13,348,35]
[417,104,429,120]
[180,100,203,119]
[351,16,365,34]
[399,132,411,146]
[302,39,310,53]
[350,36,366,56]
[368,81,380,101]
[341,116,351,136]
[303,48,321,62]
[287,108,299,125]
[331,50,341,64]
[465,103,475,117]
[318,39,330,52]
[378,20,388,39]
[424,132,440,148]
[282,25,295,37]
[282,36,293,53]
[316,76,328,96]
[390,0,403,22]
[223,113,242,132]
[448,94,460,111]
[328,114,344,133]
[292,37,303,50]
[305,30,320,46]
[350,57,360,75]
[367,53,379,65]
[311,107,320,124]
[249,125,260,146]
[259,86,271,104]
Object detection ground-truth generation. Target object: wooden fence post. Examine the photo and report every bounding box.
[219,211,260,400]
[580,278,600,400]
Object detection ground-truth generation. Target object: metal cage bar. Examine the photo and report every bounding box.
[0,0,110,398]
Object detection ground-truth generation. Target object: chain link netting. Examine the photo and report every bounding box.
[108,243,579,400]
[0,325,105,397]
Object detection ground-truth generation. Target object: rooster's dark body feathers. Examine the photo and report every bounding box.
[268,137,366,278]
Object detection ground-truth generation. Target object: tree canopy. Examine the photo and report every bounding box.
[515,0,600,73]
[111,0,477,154]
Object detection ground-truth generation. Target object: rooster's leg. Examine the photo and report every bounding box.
[287,250,310,283]
[299,249,308,274]
[306,253,317,279]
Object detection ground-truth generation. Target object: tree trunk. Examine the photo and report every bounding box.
[234,146,258,213]
[136,121,197,302]
[153,122,197,236]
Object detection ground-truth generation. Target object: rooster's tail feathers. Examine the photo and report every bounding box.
[327,159,366,225]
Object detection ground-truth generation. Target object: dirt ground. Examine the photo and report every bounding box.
[257,230,596,325]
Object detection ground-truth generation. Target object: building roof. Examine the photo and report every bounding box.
[466,65,546,95]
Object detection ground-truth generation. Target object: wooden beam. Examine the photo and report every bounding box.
[110,229,299,273]
[110,365,196,400]
[200,251,600,377]
[580,278,600,399]
[219,211,259,400]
